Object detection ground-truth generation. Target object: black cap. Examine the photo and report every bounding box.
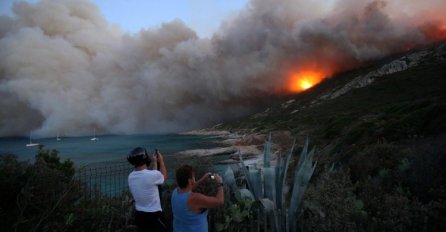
[127,147,150,167]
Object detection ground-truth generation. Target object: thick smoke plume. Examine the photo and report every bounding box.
[1,0,445,137]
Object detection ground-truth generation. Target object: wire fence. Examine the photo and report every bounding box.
[73,161,285,231]
[76,161,133,200]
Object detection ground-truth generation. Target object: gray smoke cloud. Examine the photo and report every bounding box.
[1,0,445,137]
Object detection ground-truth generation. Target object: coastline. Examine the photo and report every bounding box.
[178,128,295,166]
[179,128,266,165]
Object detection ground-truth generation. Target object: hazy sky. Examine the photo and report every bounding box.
[1,0,445,137]
[0,0,248,38]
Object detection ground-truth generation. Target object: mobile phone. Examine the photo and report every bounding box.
[210,174,215,180]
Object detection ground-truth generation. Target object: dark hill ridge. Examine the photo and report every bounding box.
[214,42,446,230]
[216,41,446,147]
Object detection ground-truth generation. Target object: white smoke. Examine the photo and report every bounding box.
[1,0,445,137]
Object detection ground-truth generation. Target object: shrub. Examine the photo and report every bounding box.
[0,149,133,231]
[220,135,317,232]
[302,169,362,232]
[0,154,30,231]
[12,148,81,231]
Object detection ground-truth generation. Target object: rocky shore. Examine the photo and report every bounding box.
[178,129,266,165]
[178,129,295,166]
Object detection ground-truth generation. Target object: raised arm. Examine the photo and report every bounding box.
[193,172,212,189]
[189,174,224,209]
[151,150,167,180]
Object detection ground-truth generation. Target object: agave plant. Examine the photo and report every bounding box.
[224,133,317,232]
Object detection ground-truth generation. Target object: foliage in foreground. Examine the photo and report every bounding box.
[213,43,446,231]
[1,134,444,231]
[0,149,132,232]
[209,133,445,232]
[301,139,446,232]
[216,135,317,232]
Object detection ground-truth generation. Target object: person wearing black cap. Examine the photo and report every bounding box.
[127,147,167,232]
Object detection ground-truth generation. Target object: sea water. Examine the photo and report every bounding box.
[0,134,222,165]
[0,134,230,196]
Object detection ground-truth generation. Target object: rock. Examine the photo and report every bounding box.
[177,129,294,167]
[315,45,446,104]
[181,129,232,136]
[176,147,237,157]
[235,134,265,146]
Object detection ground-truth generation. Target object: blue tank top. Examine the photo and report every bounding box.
[171,188,208,232]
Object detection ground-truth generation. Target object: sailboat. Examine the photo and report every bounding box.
[91,128,99,141]
[26,133,40,147]
[56,131,61,141]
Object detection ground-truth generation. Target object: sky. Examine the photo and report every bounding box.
[1,0,445,137]
[0,0,248,38]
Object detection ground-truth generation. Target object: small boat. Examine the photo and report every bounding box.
[91,128,99,141]
[26,133,40,147]
[56,131,61,141]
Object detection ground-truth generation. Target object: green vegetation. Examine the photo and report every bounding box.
[1,43,445,231]
[2,135,443,231]
[0,148,133,231]
[215,42,446,231]
[219,135,317,232]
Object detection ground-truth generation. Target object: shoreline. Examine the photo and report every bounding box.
[179,128,297,166]
[178,128,289,166]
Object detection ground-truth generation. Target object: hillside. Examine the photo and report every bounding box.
[217,41,446,140]
[214,41,446,230]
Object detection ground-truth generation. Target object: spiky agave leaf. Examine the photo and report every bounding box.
[263,167,276,202]
[236,135,316,232]
[290,148,316,209]
[238,150,256,198]
[263,132,272,168]
[249,169,262,199]
[278,139,295,210]
[296,137,309,171]
[288,146,317,232]
[275,145,282,190]
[260,198,279,232]
[275,150,282,210]
[259,198,275,212]
[224,166,237,192]
[239,188,255,200]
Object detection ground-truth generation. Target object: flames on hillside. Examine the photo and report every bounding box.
[285,19,446,94]
[2,0,446,136]
[287,69,327,92]
[420,21,446,41]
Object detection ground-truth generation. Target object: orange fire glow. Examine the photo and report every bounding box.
[420,20,446,41]
[288,69,326,93]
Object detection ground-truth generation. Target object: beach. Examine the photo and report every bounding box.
[179,128,296,167]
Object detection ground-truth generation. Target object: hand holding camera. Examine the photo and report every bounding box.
[208,173,223,184]
[153,149,164,162]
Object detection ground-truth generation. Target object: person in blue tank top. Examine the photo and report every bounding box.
[171,165,225,232]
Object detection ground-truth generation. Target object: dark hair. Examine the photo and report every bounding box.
[127,147,150,167]
[176,165,194,188]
